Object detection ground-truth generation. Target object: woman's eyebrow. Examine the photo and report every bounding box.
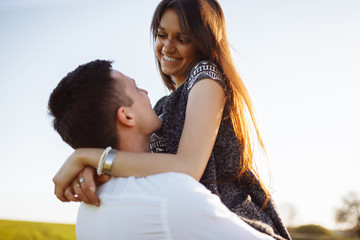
[158,25,188,36]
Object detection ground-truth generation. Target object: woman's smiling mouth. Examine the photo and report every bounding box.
[162,54,181,62]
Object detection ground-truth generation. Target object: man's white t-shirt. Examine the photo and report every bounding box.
[76,172,273,240]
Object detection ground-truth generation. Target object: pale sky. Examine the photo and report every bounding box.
[0,0,359,230]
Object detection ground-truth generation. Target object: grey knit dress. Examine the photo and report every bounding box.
[150,61,291,240]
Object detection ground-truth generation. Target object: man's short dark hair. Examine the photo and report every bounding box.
[48,60,132,149]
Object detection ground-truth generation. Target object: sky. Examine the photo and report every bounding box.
[0,0,359,230]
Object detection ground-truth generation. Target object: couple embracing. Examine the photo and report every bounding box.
[49,1,291,239]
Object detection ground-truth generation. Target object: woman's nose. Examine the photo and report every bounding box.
[161,40,176,53]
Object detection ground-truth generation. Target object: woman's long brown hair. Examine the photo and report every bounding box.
[151,0,270,206]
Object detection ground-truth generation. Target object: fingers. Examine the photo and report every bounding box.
[53,176,68,202]
[96,174,111,184]
[52,150,86,203]
[73,177,91,204]
[83,167,97,192]
[64,184,80,202]
[53,166,102,206]
[80,167,100,206]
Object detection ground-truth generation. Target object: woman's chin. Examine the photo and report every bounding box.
[161,68,174,77]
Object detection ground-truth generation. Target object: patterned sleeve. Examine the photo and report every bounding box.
[186,60,225,93]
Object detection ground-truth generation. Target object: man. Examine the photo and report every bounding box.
[48,60,273,240]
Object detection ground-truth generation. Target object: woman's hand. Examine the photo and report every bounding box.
[63,167,110,206]
[52,148,102,202]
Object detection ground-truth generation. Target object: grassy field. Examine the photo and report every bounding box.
[0,219,75,240]
[288,225,360,240]
[1,219,359,240]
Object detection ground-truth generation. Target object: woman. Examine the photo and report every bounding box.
[53,1,291,239]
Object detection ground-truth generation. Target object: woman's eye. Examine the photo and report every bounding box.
[178,38,191,44]
[157,33,166,39]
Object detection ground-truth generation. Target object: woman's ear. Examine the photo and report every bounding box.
[116,107,135,127]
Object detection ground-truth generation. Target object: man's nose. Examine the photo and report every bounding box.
[141,88,148,95]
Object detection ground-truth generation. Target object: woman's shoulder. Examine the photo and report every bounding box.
[186,60,225,92]
[193,60,219,68]
[189,60,223,80]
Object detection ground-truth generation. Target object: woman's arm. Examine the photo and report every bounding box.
[53,79,225,201]
[112,79,225,179]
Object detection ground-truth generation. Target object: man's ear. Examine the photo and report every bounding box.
[116,107,135,127]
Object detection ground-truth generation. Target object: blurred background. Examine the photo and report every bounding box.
[0,0,359,234]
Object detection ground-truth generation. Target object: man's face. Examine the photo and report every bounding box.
[110,70,162,135]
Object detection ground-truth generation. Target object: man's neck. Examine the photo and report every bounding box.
[118,132,150,153]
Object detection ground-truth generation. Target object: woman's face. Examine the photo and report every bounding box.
[155,8,197,87]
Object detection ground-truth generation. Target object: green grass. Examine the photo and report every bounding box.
[2,219,359,240]
[288,224,360,240]
[0,219,75,240]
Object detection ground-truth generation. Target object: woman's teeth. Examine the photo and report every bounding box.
[163,55,179,62]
